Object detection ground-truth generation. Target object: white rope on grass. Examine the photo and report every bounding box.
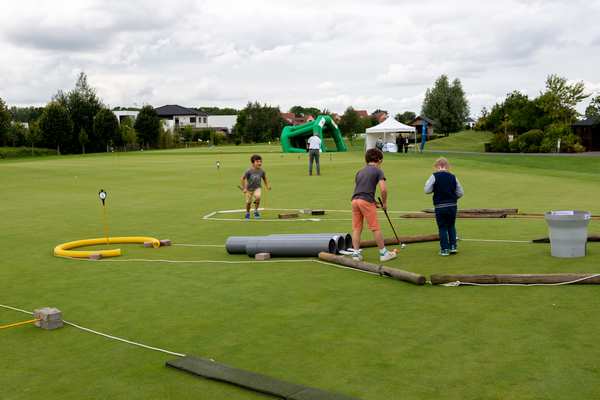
[441,273,600,287]
[0,303,33,315]
[0,303,187,357]
[459,238,532,244]
[62,320,186,357]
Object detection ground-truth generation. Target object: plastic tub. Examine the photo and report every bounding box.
[544,210,591,258]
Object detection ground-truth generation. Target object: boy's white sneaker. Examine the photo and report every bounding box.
[380,250,397,262]
[350,249,363,261]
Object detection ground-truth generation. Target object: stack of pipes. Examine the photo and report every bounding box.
[226,233,352,258]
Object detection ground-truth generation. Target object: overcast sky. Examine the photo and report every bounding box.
[1,0,599,116]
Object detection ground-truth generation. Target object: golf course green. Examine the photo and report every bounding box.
[1,144,599,400]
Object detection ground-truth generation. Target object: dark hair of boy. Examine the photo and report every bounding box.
[365,148,383,163]
[250,154,262,163]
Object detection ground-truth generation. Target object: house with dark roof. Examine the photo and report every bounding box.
[572,117,600,151]
[155,105,208,131]
[409,116,435,137]
[280,112,315,126]
[466,117,476,129]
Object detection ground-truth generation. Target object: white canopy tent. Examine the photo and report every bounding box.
[365,117,416,152]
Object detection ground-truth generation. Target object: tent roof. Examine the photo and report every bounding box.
[366,117,415,133]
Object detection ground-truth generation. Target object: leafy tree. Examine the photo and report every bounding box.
[421,75,470,134]
[338,107,362,136]
[395,111,416,124]
[289,106,321,117]
[232,102,285,143]
[25,121,42,155]
[54,72,104,153]
[38,102,73,154]
[196,106,239,115]
[9,106,44,122]
[93,108,120,150]
[6,122,28,146]
[585,95,600,120]
[120,117,137,150]
[538,74,589,124]
[78,128,89,154]
[134,105,160,148]
[0,97,11,146]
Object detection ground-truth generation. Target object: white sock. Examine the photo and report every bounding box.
[379,248,388,255]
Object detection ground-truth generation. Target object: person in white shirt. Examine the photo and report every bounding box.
[307,132,322,176]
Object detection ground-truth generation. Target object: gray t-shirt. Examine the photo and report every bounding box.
[244,168,265,190]
[352,165,386,203]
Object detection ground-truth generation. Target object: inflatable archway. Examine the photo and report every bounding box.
[281,115,347,153]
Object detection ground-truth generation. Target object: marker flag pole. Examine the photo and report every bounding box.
[99,189,109,244]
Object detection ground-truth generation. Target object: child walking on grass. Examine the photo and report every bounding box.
[241,154,270,219]
[424,157,464,256]
[350,148,397,262]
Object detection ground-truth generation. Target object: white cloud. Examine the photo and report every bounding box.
[0,0,599,116]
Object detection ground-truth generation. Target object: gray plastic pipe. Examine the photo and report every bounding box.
[225,236,257,254]
[267,233,352,252]
[245,236,337,257]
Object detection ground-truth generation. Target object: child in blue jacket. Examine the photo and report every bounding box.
[424,157,464,256]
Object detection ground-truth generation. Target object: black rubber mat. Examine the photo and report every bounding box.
[166,356,359,400]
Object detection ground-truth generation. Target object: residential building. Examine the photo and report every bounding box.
[155,105,208,132]
[410,116,435,137]
[572,117,600,151]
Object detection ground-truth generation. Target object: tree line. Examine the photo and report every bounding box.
[478,74,598,152]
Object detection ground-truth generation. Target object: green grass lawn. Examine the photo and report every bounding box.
[425,130,494,152]
[1,147,600,400]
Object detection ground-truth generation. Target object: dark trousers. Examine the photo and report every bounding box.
[434,206,457,251]
[309,149,320,175]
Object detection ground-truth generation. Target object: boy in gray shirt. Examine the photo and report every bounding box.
[350,148,397,262]
[241,154,270,219]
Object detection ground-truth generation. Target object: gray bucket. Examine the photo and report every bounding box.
[544,211,591,258]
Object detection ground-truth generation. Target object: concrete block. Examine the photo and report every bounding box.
[33,307,63,330]
[255,253,271,261]
[278,213,299,219]
[159,239,172,246]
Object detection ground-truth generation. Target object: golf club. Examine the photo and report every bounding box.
[378,196,404,248]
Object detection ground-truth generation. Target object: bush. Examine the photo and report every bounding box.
[510,129,544,153]
[0,146,57,159]
[487,133,509,152]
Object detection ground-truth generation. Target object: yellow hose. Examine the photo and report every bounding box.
[0,318,38,330]
[54,236,161,258]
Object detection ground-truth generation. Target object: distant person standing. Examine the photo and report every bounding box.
[403,136,410,153]
[307,132,322,176]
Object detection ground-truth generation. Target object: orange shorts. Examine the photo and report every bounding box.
[352,199,380,231]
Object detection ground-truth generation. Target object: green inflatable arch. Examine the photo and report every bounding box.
[280,115,347,153]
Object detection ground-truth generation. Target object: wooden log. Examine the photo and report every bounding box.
[403,213,507,219]
[532,235,600,243]
[360,234,439,248]
[423,208,518,215]
[318,252,426,285]
[430,273,600,285]
[278,213,299,219]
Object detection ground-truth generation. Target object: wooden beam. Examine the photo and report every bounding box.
[403,213,507,219]
[423,208,518,215]
[430,273,600,285]
[360,234,438,248]
[318,252,426,285]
